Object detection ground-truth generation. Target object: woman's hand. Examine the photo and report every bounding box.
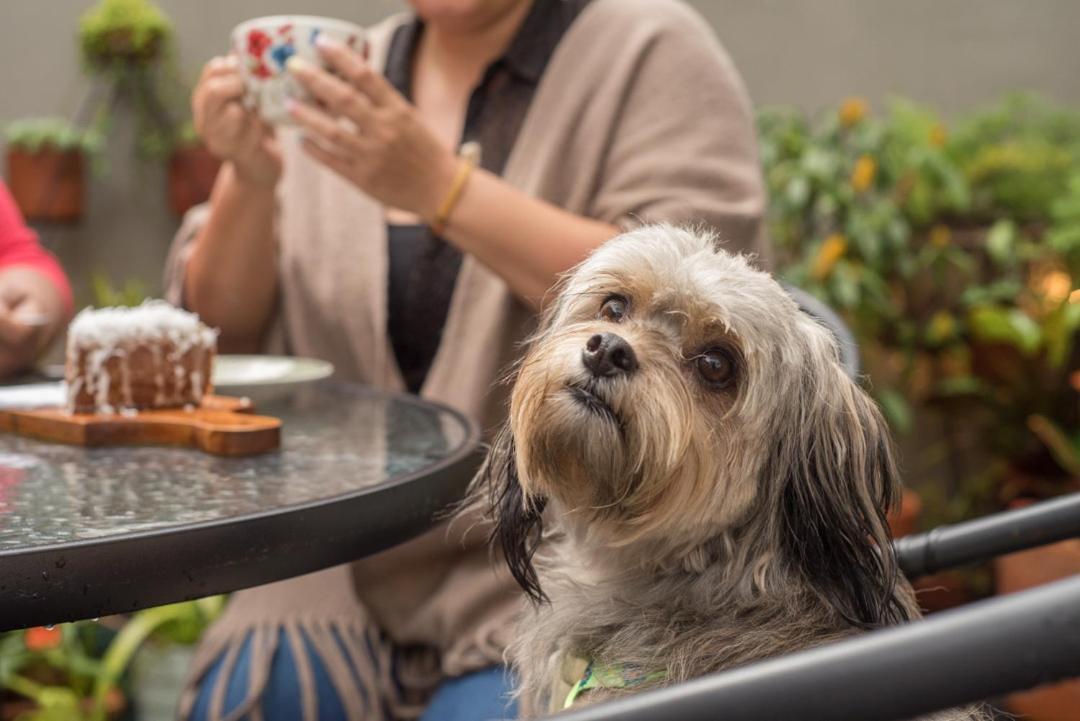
[0,268,66,378]
[192,56,282,188]
[285,38,459,221]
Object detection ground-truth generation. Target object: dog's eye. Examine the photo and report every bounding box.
[598,295,628,323]
[695,349,736,388]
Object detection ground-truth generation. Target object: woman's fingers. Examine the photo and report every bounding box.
[314,37,395,107]
[300,136,355,180]
[287,56,374,128]
[195,75,247,139]
[286,98,366,155]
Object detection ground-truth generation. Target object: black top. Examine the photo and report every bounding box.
[385,0,591,393]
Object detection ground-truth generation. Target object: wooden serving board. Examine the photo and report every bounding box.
[0,395,281,457]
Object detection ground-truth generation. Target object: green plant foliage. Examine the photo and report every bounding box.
[3,118,102,155]
[79,0,171,68]
[90,272,148,308]
[760,93,1080,521]
[0,599,223,720]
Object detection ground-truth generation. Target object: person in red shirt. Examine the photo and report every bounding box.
[0,179,73,376]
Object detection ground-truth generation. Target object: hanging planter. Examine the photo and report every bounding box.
[3,118,101,223]
[79,0,170,69]
[166,124,221,216]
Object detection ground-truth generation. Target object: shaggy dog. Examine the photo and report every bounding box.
[473,225,979,719]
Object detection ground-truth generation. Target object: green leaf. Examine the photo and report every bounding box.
[1043,301,1080,368]
[876,388,913,434]
[960,279,1023,307]
[986,220,1017,266]
[830,262,861,308]
[785,175,811,207]
[1027,415,1080,477]
[968,306,1042,355]
[934,376,987,397]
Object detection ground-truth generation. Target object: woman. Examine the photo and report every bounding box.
[0,180,72,376]
[167,0,766,718]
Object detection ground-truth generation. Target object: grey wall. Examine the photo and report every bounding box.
[1,0,1078,327]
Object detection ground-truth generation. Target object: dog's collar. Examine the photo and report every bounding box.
[563,662,666,708]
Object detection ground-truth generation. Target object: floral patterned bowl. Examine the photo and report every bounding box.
[231,15,365,125]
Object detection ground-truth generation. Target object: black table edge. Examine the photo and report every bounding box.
[0,391,484,631]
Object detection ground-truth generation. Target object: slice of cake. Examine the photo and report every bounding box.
[65,301,219,414]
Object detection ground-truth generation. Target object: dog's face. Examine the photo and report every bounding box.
[485,225,903,626]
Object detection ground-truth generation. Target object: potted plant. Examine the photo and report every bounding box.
[0,623,125,720]
[79,0,188,166]
[760,94,1079,718]
[0,598,223,720]
[79,0,171,69]
[4,118,102,222]
[91,271,148,308]
[166,122,221,216]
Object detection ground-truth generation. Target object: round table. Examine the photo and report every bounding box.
[0,380,481,631]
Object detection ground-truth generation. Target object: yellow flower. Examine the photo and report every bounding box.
[926,311,957,345]
[839,97,869,128]
[929,123,947,148]
[929,224,951,248]
[812,234,847,279]
[850,155,877,193]
[1036,270,1072,306]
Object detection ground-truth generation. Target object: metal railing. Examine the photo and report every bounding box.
[896,492,1080,578]
[556,574,1080,721]
[553,493,1080,721]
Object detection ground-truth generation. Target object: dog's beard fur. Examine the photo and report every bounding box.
[472,225,981,719]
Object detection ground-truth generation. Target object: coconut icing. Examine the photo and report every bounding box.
[65,300,219,414]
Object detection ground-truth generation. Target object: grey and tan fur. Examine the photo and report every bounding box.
[472,225,981,719]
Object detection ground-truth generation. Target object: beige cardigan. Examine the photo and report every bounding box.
[166,1,765,717]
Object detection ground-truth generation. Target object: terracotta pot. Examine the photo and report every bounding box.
[5,148,85,222]
[994,537,1080,721]
[167,144,221,216]
[888,487,923,538]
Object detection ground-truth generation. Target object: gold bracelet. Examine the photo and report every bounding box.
[431,155,475,236]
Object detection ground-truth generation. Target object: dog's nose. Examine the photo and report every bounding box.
[582,333,638,377]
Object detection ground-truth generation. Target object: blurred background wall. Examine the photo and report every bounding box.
[0,0,1077,317]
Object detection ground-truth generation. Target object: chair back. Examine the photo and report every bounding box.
[782,285,860,378]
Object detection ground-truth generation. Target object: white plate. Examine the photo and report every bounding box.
[0,382,65,409]
[213,355,334,402]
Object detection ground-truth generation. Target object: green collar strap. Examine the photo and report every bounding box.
[563,662,666,709]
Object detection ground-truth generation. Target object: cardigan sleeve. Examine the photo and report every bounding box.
[162,202,211,309]
[590,1,767,262]
[0,180,74,312]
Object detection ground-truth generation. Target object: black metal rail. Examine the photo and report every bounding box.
[896,492,1080,578]
[556,573,1080,721]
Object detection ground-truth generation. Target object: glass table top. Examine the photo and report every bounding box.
[0,381,471,552]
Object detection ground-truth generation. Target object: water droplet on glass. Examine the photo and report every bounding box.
[41,570,49,581]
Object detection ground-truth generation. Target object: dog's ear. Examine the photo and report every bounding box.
[477,422,548,603]
[769,348,911,628]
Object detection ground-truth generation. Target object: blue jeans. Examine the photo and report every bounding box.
[189,629,517,721]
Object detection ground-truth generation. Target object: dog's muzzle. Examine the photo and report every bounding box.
[582,332,638,378]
